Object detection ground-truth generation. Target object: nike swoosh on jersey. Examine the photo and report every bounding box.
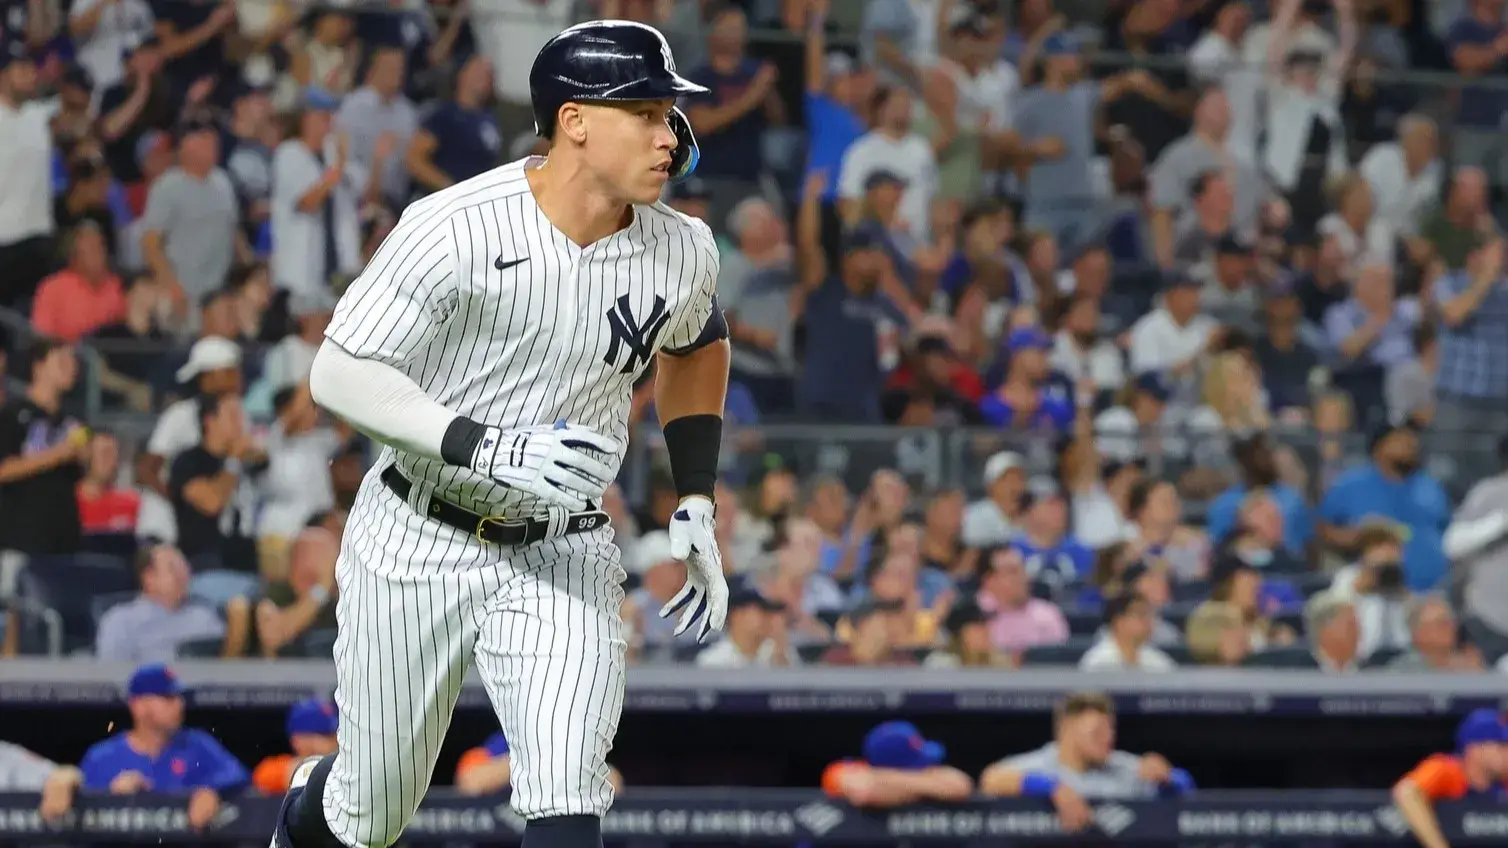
[495,256,529,270]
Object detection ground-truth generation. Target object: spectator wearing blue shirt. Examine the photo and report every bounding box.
[802,4,872,264]
[1431,238,1508,478]
[1445,1,1508,183]
[1011,478,1094,595]
[1323,261,1420,370]
[684,4,783,231]
[1319,422,1451,591]
[979,328,1077,432]
[79,664,248,831]
[1207,434,1315,559]
[406,54,499,194]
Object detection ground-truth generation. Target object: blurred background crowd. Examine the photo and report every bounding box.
[3,0,1508,685]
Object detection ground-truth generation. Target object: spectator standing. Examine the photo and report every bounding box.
[97,36,174,186]
[262,291,335,392]
[140,118,242,308]
[975,546,1069,655]
[271,88,373,299]
[94,544,234,662]
[138,335,245,500]
[78,664,247,831]
[469,0,571,138]
[1127,273,1220,394]
[0,47,58,308]
[1050,292,1125,395]
[0,338,85,558]
[1422,168,1495,272]
[684,4,782,231]
[257,383,341,547]
[335,46,416,207]
[68,0,153,92]
[1324,261,1420,372]
[1433,238,1508,471]
[837,85,937,242]
[31,222,126,343]
[225,85,277,237]
[720,196,799,413]
[1444,0,1508,183]
[1386,323,1439,428]
[1357,114,1441,241]
[406,54,499,194]
[802,0,871,260]
[1443,439,1508,662]
[1079,592,1178,671]
[167,392,262,603]
[1254,276,1322,412]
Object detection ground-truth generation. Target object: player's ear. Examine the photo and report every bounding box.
[557,103,588,145]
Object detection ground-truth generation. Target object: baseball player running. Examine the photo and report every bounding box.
[270,20,731,848]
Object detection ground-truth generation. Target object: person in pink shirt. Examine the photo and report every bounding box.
[977,545,1070,655]
[31,222,126,343]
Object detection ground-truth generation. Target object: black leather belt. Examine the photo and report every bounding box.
[381,467,608,546]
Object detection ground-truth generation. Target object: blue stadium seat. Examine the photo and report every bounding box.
[298,629,338,660]
[1362,646,1404,668]
[1065,608,1103,637]
[671,641,707,662]
[176,637,223,658]
[1171,580,1213,604]
[15,554,136,655]
[1243,646,1317,669]
[1021,637,1096,667]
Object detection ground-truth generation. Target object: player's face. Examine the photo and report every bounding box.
[292,732,339,758]
[578,100,680,205]
[1068,710,1115,764]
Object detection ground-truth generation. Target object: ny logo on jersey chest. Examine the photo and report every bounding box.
[604,294,670,375]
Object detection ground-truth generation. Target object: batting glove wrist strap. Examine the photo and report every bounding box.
[474,423,623,512]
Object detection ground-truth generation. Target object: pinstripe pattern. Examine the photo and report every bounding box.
[317,157,714,848]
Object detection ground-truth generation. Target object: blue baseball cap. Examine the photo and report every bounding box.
[1005,327,1052,354]
[302,86,342,112]
[1132,371,1172,403]
[483,732,510,757]
[862,721,945,770]
[1042,33,1078,57]
[287,697,339,736]
[127,664,187,699]
[1457,709,1508,751]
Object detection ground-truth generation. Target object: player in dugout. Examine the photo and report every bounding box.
[454,731,625,796]
[820,720,974,807]
[78,664,249,831]
[1393,708,1508,848]
[253,698,341,794]
[980,691,1194,832]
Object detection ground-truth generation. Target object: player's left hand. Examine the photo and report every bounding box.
[662,495,728,642]
[186,787,220,831]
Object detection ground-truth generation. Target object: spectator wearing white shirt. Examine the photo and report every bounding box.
[695,585,799,668]
[837,85,939,241]
[470,0,573,138]
[262,290,335,392]
[1050,291,1125,395]
[961,451,1027,548]
[1127,273,1221,399]
[67,0,153,92]
[1358,114,1441,241]
[1079,592,1178,672]
[1317,173,1395,280]
[271,87,375,299]
[257,383,341,545]
[0,47,60,308]
[334,47,417,207]
[1096,371,1214,465]
[1188,1,1259,158]
[1329,524,1414,660]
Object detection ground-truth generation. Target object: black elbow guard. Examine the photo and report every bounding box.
[662,413,722,500]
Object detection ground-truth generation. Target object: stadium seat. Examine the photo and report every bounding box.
[671,641,708,662]
[15,554,136,654]
[796,643,830,664]
[1362,646,1404,668]
[816,609,844,630]
[298,629,338,660]
[1163,644,1195,665]
[80,532,139,560]
[1064,608,1103,637]
[1021,638,1095,667]
[1171,580,1212,604]
[90,591,138,627]
[176,637,223,658]
[1288,572,1334,597]
[1242,646,1317,669]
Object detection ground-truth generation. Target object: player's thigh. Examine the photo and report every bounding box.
[323,484,499,847]
[474,532,628,819]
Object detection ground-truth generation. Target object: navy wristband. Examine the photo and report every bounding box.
[1020,772,1060,798]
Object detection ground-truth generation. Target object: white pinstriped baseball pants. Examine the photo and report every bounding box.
[321,472,628,848]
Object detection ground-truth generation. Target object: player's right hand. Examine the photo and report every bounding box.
[473,423,621,511]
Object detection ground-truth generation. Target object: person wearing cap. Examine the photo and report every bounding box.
[961,450,1028,548]
[1253,272,1323,413]
[792,176,914,423]
[1318,420,1449,591]
[821,720,972,808]
[253,698,341,794]
[694,583,796,667]
[272,86,369,300]
[137,334,246,499]
[263,290,338,393]
[455,730,624,797]
[1010,476,1092,593]
[1050,290,1126,399]
[140,115,243,309]
[666,175,711,221]
[79,664,249,830]
[0,338,86,560]
[0,43,60,309]
[981,691,1194,831]
[1079,591,1178,671]
[1093,371,1177,464]
[821,598,918,666]
[836,84,937,238]
[407,54,499,194]
[1393,708,1508,847]
[1127,269,1221,383]
[979,327,1077,433]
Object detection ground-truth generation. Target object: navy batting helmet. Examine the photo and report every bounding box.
[529,20,708,182]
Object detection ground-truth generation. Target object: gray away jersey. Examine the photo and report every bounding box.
[326,156,719,515]
[993,743,1161,800]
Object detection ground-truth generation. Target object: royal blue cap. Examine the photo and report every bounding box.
[862,721,945,770]
[1457,709,1508,751]
[127,663,187,698]
[287,697,339,736]
[1042,33,1078,56]
[1005,328,1052,353]
[483,732,510,757]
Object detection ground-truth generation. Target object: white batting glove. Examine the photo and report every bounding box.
[471,423,620,511]
[661,496,728,642]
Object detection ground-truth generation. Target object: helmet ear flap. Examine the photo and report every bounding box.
[667,106,700,183]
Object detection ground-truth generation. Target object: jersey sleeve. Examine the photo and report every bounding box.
[821,760,864,797]
[1401,754,1468,801]
[325,204,460,367]
[455,747,494,781]
[252,755,293,795]
[660,219,724,356]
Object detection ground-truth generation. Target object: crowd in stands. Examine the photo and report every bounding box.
[3,0,1508,676]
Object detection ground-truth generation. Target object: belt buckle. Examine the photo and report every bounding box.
[475,514,527,544]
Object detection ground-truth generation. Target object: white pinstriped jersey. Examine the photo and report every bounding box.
[325,156,719,515]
